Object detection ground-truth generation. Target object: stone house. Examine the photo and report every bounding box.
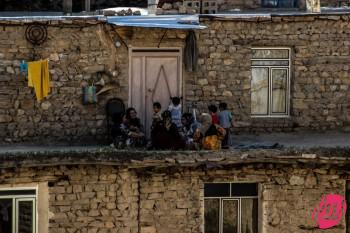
[0,148,349,233]
[0,9,349,143]
[0,2,349,233]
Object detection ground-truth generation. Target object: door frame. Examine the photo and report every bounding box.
[128,47,184,130]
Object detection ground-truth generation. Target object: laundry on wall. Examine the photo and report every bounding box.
[27,59,51,102]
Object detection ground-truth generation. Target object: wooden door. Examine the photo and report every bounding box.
[130,49,182,137]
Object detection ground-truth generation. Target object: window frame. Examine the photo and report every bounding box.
[204,183,259,233]
[0,187,37,233]
[251,47,291,118]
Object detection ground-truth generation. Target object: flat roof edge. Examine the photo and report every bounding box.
[0,148,349,169]
[200,12,350,21]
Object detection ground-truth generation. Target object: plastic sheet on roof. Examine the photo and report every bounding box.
[107,15,206,29]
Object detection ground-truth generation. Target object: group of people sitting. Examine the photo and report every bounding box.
[113,97,233,150]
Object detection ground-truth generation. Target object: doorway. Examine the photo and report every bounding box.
[129,48,182,137]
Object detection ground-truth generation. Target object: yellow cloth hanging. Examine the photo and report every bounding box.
[41,59,50,98]
[28,60,50,102]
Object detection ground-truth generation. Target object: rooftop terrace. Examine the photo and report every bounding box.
[0,131,348,169]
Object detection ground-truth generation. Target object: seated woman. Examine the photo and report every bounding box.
[180,113,201,149]
[151,110,185,150]
[193,113,226,150]
[120,108,145,147]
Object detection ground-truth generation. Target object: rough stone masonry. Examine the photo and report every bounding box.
[0,149,349,233]
[195,14,350,133]
[0,14,350,144]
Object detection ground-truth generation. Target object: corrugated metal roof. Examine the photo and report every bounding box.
[107,15,206,29]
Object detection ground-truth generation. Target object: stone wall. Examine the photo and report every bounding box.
[217,0,310,10]
[0,19,188,144]
[0,161,347,233]
[221,0,350,10]
[0,21,121,144]
[217,0,261,10]
[1,15,350,144]
[321,0,350,7]
[195,15,350,132]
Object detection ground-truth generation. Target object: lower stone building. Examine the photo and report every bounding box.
[0,149,349,233]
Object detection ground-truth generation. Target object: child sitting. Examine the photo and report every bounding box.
[168,97,182,128]
[152,102,162,126]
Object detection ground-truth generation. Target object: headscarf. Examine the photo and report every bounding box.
[182,113,194,130]
[199,113,212,135]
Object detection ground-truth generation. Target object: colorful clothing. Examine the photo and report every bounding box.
[194,125,226,150]
[28,60,50,102]
[211,113,219,125]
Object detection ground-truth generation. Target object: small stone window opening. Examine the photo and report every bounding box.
[251,48,291,117]
[204,183,258,233]
[261,0,298,8]
[346,181,350,233]
[0,189,37,233]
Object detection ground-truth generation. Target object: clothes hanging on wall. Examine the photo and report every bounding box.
[28,59,50,102]
[184,30,198,72]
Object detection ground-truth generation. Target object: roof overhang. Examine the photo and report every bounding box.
[107,15,206,29]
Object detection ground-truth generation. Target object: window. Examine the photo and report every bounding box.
[346,181,350,233]
[251,48,290,117]
[0,189,37,233]
[204,183,258,233]
[261,0,298,8]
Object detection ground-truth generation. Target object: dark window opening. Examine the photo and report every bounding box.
[0,0,62,11]
[0,199,12,233]
[231,183,258,197]
[262,0,298,8]
[72,0,85,12]
[204,183,230,197]
[0,189,36,196]
[91,0,148,10]
[0,189,36,233]
[346,181,350,233]
[204,183,259,233]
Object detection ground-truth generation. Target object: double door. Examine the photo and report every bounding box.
[129,49,182,137]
